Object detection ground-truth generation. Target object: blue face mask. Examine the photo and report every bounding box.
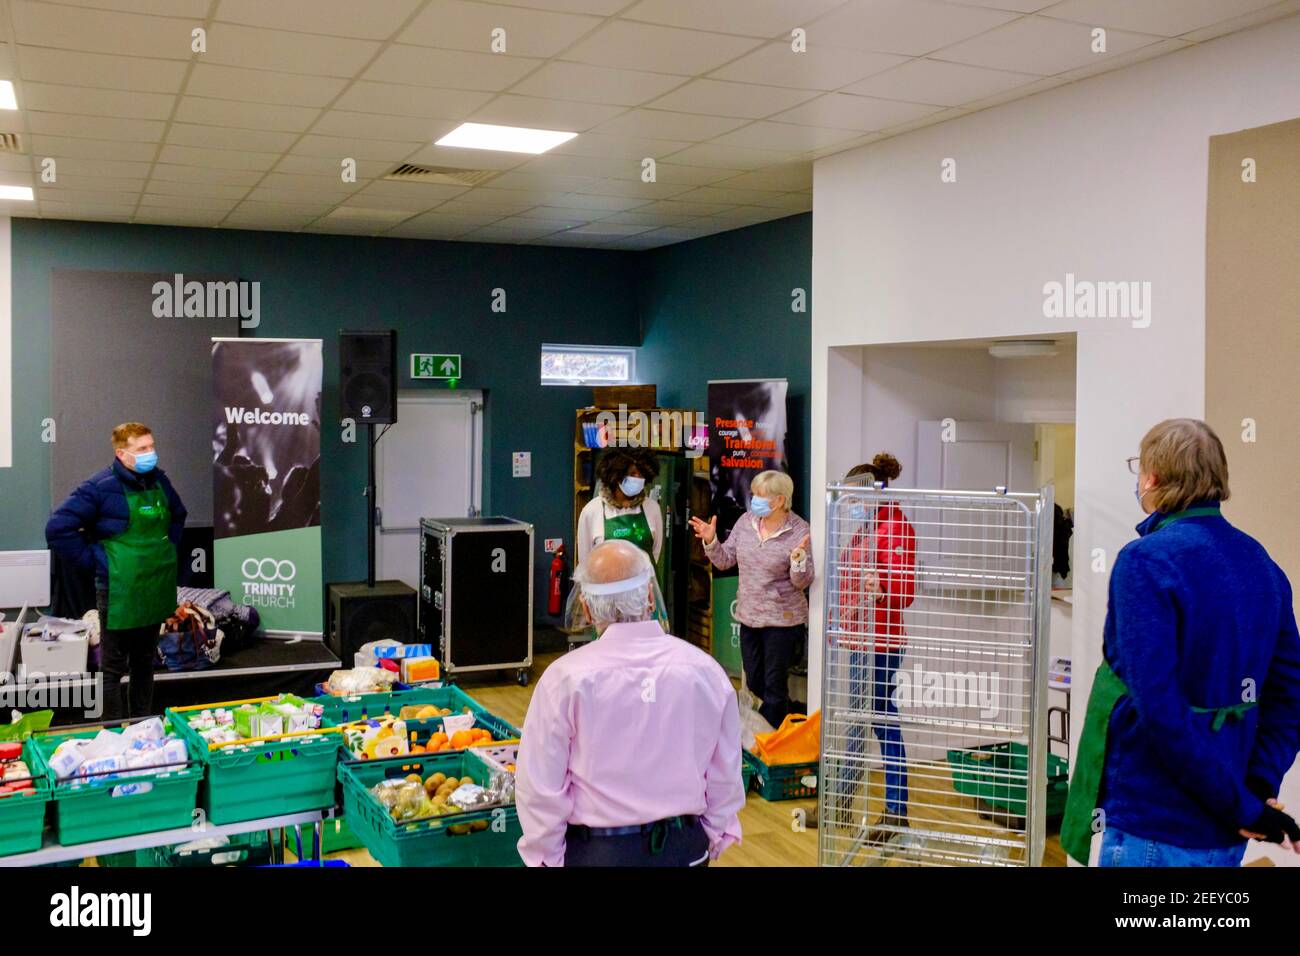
[749,495,772,517]
[848,503,868,521]
[130,450,158,474]
[619,476,645,497]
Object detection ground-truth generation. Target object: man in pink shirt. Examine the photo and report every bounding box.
[516,539,745,866]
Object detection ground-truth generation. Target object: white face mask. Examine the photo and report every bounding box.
[619,476,645,497]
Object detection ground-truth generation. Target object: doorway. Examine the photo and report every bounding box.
[375,391,483,590]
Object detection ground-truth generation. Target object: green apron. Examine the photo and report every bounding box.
[104,486,178,630]
[1060,506,1255,864]
[602,502,655,559]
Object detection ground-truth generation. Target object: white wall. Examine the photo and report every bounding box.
[811,16,1300,864]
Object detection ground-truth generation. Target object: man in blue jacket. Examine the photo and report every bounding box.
[46,422,187,720]
[1063,418,1300,865]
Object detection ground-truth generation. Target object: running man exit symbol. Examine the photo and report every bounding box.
[411,353,461,379]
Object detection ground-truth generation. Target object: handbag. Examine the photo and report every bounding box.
[752,711,822,766]
[157,603,223,672]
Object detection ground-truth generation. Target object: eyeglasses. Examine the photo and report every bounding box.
[1126,456,1141,475]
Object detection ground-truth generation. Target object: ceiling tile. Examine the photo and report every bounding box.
[462,185,573,205]
[16,46,188,93]
[20,82,174,120]
[10,1,195,59]
[232,199,336,217]
[332,82,495,119]
[399,0,601,56]
[292,134,423,162]
[513,204,602,220]
[710,42,908,90]
[38,187,141,204]
[435,196,537,216]
[813,0,1021,55]
[953,74,1067,111]
[715,163,812,190]
[203,23,382,77]
[541,192,649,211]
[561,21,763,74]
[934,15,1164,75]
[843,57,1041,106]
[46,157,154,178]
[563,221,654,236]
[636,198,739,217]
[647,79,820,118]
[185,64,349,108]
[157,144,280,170]
[384,221,478,240]
[1180,0,1300,41]
[548,133,695,162]
[140,193,239,211]
[943,0,1056,10]
[144,179,251,200]
[133,208,227,226]
[511,62,688,107]
[674,185,792,205]
[1041,0,1282,38]
[711,121,866,151]
[312,110,456,142]
[365,45,542,90]
[483,170,599,191]
[213,0,424,39]
[38,201,135,219]
[771,92,942,130]
[256,172,363,198]
[625,162,745,185]
[50,0,212,15]
[599,208,698,226]
[590,109,749,141]
[356,179,471,201]
[272,154,394,178]
[469,95,625,131]
[466,220,569,240]
[173,97,321,133]
[622,0,847,37]
[661,141,800,169]
[167,122,300,152]
[570,179,692,200]
[1050,36,1192,82]
[28,112,166,142]
[149,164,265,186]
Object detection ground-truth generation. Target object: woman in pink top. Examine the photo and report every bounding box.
[690,470,814,728]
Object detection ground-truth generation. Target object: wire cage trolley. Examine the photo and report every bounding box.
[818,481,1054,867]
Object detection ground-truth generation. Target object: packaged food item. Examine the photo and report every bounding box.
[342,716,408,759]
[400,657,441,683]
[373,644,433,660]
[48,739,90,780]
[0,745,35,797]
[326,668,398,695]
[213,695,321,741]
[370,778,435,822]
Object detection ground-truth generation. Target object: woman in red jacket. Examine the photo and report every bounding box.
[834,454,916,845]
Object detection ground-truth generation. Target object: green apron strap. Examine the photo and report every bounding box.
[1060,659,1127,865]
[1192,700,1258,731]
[104,486,178,630]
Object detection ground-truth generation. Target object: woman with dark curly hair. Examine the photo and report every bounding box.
[576,449,663,565]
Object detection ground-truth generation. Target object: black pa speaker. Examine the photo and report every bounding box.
[339,329,397,424]
[326,581,417,663]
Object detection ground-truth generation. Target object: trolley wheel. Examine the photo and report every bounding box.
[517,669,530,687]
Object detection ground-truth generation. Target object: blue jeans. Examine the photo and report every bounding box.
[1099,827,1246,867]
[843,650,908,816]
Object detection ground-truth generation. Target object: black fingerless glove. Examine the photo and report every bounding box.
[1245,804,1300,844]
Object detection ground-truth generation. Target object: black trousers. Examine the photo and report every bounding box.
[564,817,710,867]
[96,590,159,721]
[740,623,804,728]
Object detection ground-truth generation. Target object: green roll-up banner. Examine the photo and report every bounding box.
[712,574,741,677]
[212,338,323,634]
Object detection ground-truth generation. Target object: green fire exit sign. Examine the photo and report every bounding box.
[411,353,461,380]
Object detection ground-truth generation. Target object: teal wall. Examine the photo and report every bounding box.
[635,213,812,515]
[2,218,639,600]
[1,212,811,607]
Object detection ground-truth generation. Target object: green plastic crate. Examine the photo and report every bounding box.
[337,710,522,762]
[741,756,755,794]
[29,728,202,846]
[168,710,341,825]
[744,750,817,801]
[946,742,1070,818]
[312,686,488,726]
[0,739,51,856]
[320,815,365,853]
[154,830,273,867]
[338,749,522,867]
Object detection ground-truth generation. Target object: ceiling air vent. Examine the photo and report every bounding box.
[0,133,22,152]
[384,163,497,187]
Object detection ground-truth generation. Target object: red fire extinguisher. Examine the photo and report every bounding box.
[548,544,567,616]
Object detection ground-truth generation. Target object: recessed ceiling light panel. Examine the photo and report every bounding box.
[0,82,16,111]
[435,122,577,155]
[0,185,34,201]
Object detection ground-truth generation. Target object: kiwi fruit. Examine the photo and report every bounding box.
[470,819,488,832]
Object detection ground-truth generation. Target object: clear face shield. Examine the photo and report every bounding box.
[561,548,670,636]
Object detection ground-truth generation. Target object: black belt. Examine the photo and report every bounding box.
[568,815,699,854]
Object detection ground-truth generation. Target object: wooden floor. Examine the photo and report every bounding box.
[324,650,1065,868]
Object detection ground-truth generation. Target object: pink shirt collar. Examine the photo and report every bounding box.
[597,619,667,640]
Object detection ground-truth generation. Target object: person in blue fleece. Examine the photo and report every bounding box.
[1062,418,1300,866]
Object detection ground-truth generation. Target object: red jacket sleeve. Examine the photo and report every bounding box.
[836,530,871,635]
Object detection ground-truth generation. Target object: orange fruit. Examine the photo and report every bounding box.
[450,730,474,749]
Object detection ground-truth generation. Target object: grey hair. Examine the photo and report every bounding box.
[583,586,653,626]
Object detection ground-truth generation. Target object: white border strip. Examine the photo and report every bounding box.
[0,217,10,469]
